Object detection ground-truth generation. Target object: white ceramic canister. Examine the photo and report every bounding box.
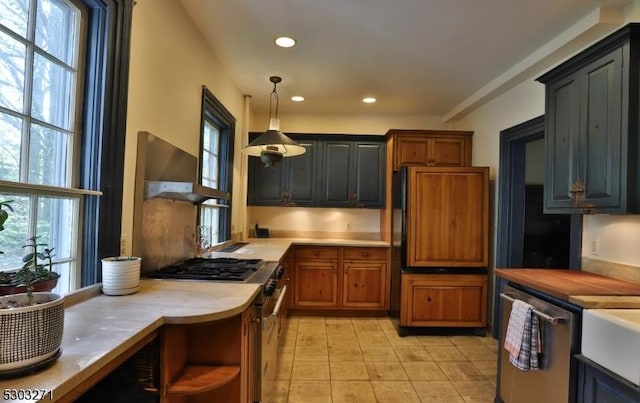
[101,256,141,296]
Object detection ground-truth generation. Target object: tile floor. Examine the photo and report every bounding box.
[271,316,498,403]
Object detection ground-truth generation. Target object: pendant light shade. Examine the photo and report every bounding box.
[242,76,306,166]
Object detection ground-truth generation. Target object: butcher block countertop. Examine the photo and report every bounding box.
[495,269,640,308]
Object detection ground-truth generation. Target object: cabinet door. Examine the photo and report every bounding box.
[545,73,581,211]
[294,260,339,308]
[400,274,487,327]
[285,140,318,206]
[580,48,623,210]
[430,137,470,166]
[406,167,489,267]
[247,156,284,205]
[395,135,430,167]
[353,142,385,207]
[320,141,354,206]
[577,355,640,403]
[342,262,386,309]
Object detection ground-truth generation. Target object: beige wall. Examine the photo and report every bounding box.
[123,0,248,252]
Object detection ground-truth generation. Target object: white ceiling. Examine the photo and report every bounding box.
[179,0,629,118]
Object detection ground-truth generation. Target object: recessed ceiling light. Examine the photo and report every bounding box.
[291,96,305,102]
[362,97,376,104]
[275,36,296,48]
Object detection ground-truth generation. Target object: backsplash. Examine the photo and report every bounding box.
[247,206,382,239]
[582,214,640,284]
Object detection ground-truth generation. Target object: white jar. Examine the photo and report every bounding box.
[101,256,141,296]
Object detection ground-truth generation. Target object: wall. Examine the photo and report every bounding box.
[123,0,247,252]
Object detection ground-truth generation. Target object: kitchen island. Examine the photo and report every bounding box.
[0,280,260,403]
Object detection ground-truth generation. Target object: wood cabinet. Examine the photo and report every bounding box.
[160,309,255,403]
[387,129,473,171]
[293,246,389,310]
[405,166,489,267]
[247,134,385,208]
[537,23,640,214]
[342,247,388,309]
[293,246,340,308]
[321,140,386,208]
[400,273,487,328]
[577,354,640,403]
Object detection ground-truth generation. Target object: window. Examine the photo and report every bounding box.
[0,0,133,292]
[199,86,234,245]
[0,0,85,292]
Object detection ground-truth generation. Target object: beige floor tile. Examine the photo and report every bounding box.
[287,381,332,403]
[328,345,364,362]
[426,345,467,361]
[330,361,370,380]
[393,345,433,361]
[402,361,448,381]
[291,361,330,380]
[294,346,329,362]
[296,333,327,347]
[438,361,485,381]
[371,380,421,403]
[327,333,360,348]
[471,360,497,377]
[366,361,408,380]
[448,335,486,346]
[412,380,465,402]
[452,380,496,402]
[385,332,423,346]
[417,335,453,346]
[268,380,290,403]
[275,359,293,380]
[457,345,498,361]
[376,318,397,332]
[361,346,398,362]
[278,348,294,362]
[357,332,391,347]
[331,380,377,403]
[351,318,383,332]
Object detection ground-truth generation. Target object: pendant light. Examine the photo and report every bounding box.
[242,76,306,167]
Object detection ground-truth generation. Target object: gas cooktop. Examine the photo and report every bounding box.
[145,257,264,282]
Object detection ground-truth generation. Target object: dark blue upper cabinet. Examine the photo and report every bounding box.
[247,134,385,208]
[320,139,386,208]
[538,24,640,214]
[247,136,318,206]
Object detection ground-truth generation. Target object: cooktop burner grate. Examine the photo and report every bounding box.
[145,258,264,281]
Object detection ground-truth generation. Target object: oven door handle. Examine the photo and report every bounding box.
[271,285,287,317]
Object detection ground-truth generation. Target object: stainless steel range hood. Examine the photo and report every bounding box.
[137,131,229,204]
[144,181,229,204]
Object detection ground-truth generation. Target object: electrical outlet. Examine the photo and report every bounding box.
[345,222,351,231]
[120,234,127,256]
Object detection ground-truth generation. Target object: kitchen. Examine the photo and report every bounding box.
[3,0,640,402]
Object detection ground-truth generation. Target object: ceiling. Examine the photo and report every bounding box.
[179,0,629,118]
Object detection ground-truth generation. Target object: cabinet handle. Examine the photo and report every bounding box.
[314,251,320,257]
[362,252,369,257]
[427,297,432,302]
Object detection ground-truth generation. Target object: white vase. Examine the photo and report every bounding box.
[101,256,141,296]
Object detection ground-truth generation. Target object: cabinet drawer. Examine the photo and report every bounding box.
[343,247,388,261]
[295,246,339,260]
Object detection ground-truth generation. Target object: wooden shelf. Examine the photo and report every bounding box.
[167,364,240,395]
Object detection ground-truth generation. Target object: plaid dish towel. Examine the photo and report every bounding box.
[504,299,540,371]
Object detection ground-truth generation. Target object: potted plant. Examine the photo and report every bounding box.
[0,201,64,374]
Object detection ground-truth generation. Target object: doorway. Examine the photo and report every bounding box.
[492,116,582,338]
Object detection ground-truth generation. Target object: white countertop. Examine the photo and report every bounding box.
[0,280,260,402]
[205,237,390,261]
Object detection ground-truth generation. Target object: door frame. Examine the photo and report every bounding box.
[492,115,582,338]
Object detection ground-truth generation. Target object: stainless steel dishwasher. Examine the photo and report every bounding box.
[497,285,581,403]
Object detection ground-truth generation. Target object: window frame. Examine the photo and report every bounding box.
[199,86,235,244]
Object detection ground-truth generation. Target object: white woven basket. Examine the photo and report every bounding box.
[0,292,64,371]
